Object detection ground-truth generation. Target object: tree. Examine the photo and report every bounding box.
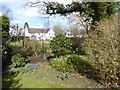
[26,0,119,29]
[1,15,11,64]
[46,1,119,26]
[68,13,90,33]
[53,25,64,36]
[1,5,13,20]
[84,16,119,87]
[22,22,29,47]
[24,22,29,29]
[1,15,10,43]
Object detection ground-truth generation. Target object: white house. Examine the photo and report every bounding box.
[24,27,55,40]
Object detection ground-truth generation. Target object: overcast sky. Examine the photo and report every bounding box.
[0,0,73,30]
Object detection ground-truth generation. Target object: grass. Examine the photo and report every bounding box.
[3,62,103,88]
[13,77,70,88]
[3,64,71,88]
[10,39,50,47]
[22,62,103,88]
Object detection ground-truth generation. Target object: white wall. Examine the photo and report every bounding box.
[25,27,30,37]
[45,28,55,40]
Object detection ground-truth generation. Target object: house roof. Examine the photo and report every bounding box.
[28,28,50,33]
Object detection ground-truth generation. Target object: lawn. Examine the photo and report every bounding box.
[12,77,70,88]
[3,62,103,88]
[10,40,50,47]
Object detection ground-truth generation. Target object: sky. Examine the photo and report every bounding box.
[0,0,73,30]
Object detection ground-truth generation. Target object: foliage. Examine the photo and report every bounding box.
[50,34,72,57]
[10,63,38,76]
[24,39,42,56]
[50,54,96,74]
[46,1,119,26]
[10,36,25,42]
[50,55,69,72]
[2,40,12,65]
[10,45,27,57]
[71,37,85,55]
[69,25,80,37]
[1,15,10,40]
[84,16,119,87]
[24,22,29,29]
[24,64,37,71]
[1,15,11,65]
[11,54,30,68]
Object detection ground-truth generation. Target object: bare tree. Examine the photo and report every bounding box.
[68,12,91,35]
[1,5,13,20]
[53,25,64,36]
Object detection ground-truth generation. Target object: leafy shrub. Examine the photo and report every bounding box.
[26,47,34,56]
[50,34,72,57]
[11,54,30,68]
[71,37,86,55]
[50,56,68,72]
[50,54,97,76]
[84,16,119,87]
[2,40,12,65]
[24,39,41,56]
[11,46,27,57]
[10,36,24,42]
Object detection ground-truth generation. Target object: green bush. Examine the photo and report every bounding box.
[11,46,28,56]
[11,54,30,68]
[50,55,71,72]
[70,37,86,55]
[50,34,72,57]
[50,54,97,74]
[2,40,12,65]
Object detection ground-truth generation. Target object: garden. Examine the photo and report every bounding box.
[2,1,120,88]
